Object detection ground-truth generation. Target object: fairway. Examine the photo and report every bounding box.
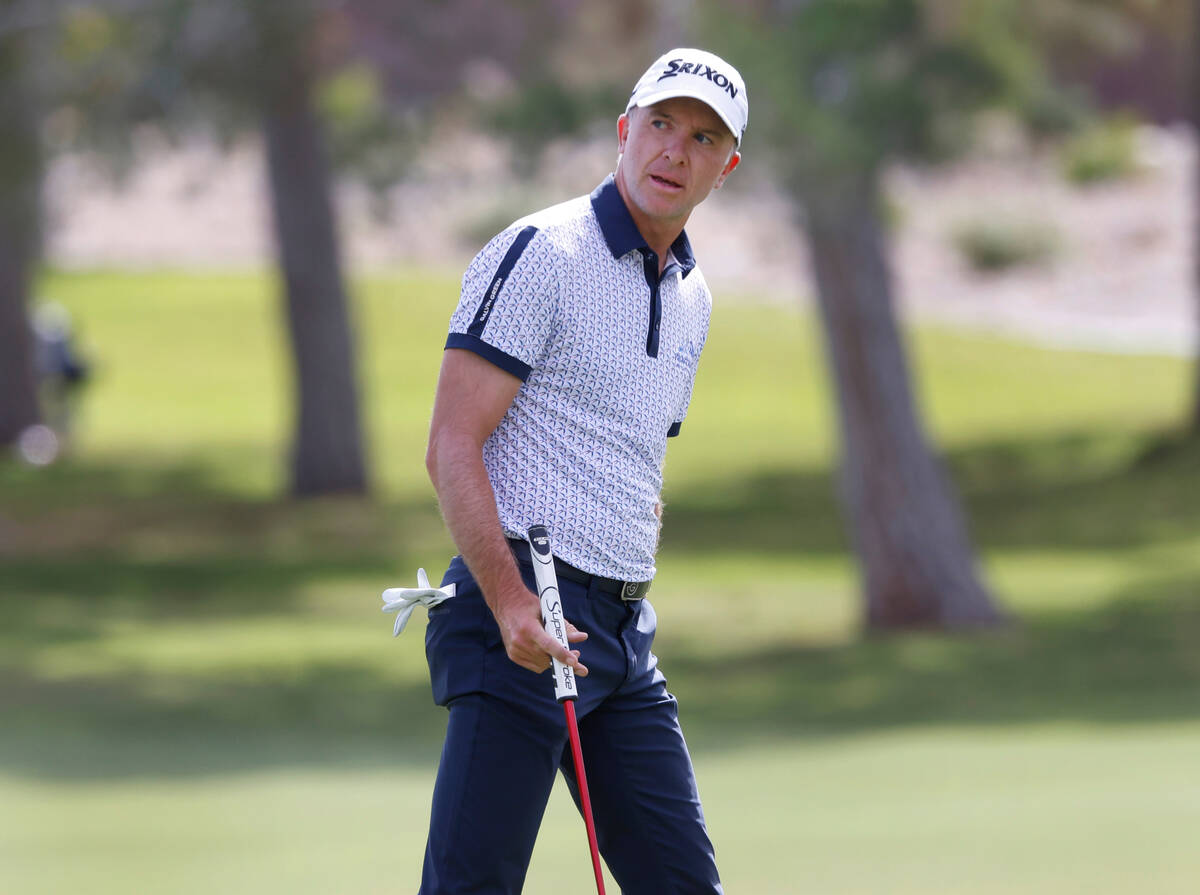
[5,727,1199,894]
[3,269,1199,893]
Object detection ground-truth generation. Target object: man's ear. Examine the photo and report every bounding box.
[715,150,742,189]
[617,113,630,152]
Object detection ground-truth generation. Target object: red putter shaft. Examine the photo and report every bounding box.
[564,699,606,895]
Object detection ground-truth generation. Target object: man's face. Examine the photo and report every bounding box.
[614,97,741,238]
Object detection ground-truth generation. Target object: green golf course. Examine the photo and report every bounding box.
[2,269,1198,894]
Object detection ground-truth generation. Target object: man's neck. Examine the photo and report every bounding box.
[614,177,685,275]
[636,223,682,276]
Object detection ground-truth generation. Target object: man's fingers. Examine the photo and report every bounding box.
[513,650,589,678]
[569,650,589,676]
[565,621,588,643]
[550,656,589,677]
[540,630,578,667]
[537,632,589,678]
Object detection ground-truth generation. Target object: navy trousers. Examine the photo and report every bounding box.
[419,553,723,895]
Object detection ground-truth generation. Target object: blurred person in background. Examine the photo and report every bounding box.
[17,302,89,466]
[419,48,748,894]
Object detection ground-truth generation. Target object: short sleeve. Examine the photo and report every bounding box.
[446,225,555,381]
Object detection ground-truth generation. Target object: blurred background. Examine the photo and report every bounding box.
[2,1,1199,892]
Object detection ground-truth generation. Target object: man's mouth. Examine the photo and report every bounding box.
[649,173,684,190]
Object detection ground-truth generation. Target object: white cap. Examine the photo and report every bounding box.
[626,48,749,146]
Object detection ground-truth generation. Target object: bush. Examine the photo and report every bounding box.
[951,215,1061,273]
[1059,116,1140,186]
[1017,82,1093,141]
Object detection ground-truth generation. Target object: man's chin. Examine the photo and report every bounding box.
[635,191,689,222]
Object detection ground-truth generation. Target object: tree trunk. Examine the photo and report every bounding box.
[262,51,368,496]
[1191,0,1200,433]
[0,22,41,446]
[798,175,1004,630]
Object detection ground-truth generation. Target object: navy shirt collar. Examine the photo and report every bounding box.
[589,174,696,279]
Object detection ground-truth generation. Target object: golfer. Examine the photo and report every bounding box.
[421,48,747,894]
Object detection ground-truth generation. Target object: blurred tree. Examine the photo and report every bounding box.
[0,38,40,447]
[346,0,592,178]
[708,0,1040,630]
[708,0,1174,628]
[1191,0,1200,433]
[31,0,584,491]
[0,4,44,448]
[258,4,367,495]
[255,0,581,491]
[144,0,370,495]
[0,0,371,491]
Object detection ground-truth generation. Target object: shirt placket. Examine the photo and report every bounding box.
[640,250,662,357]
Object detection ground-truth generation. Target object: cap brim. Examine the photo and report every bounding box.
[629,87,742,147]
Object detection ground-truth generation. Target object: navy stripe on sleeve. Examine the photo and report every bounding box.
[467,226,539,337]
[445,333,533,381]
[667,421,682,438]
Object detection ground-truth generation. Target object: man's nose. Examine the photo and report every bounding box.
[662,136,688,164]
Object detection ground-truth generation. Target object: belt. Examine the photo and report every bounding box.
[508,538,651,601]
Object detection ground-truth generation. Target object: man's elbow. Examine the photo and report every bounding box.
[425,427,464,490]
[427,421,488,494]
[425,436,440,488]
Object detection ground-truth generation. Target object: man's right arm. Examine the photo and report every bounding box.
[425,348,587,676]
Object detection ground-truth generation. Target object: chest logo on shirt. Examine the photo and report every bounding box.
[673,342,702,367]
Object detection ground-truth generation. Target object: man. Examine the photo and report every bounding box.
[421,48,747,894]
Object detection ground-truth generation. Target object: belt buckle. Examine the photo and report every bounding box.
[620,580,646,601]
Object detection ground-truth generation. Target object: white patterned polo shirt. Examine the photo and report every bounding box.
[445,175,711,581]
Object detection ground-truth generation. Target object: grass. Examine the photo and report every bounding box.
[2,268,1199,893]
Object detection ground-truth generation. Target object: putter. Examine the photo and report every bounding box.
[527,525,606,895]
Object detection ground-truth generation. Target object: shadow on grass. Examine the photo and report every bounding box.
[661,426,1200,557]
[1,458,455,779]
[1,430,1198,781]
[0,454,234,507]
[669,574,1200,751]
[1,456,452,617]
[3,569,1196,782]
[0,666,448,780]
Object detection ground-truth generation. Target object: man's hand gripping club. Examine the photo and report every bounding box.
[492,575,589,677]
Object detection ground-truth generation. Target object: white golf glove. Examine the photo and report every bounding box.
[381,568,456,636]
